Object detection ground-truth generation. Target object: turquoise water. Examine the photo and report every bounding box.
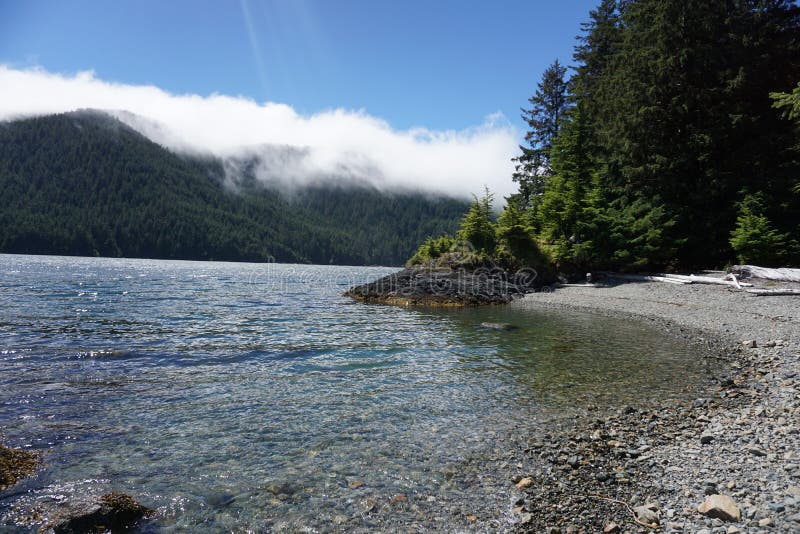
[0,255,710,532]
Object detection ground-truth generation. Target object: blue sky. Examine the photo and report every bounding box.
[1,0,597,132]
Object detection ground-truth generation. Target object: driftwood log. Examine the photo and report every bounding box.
[731,265,800,282]
[743,288,800,296]
[603,272,750,288]
[595,268,800,296]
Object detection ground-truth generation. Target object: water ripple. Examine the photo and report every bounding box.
[0,254,711,532]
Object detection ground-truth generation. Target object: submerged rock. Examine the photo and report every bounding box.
[479,322,518,331]
[50,492,154,533]
[0,443,41,491]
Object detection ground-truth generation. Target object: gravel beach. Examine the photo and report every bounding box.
[509,278,800,533]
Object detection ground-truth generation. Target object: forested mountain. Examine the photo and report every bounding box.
[0,111,467,266]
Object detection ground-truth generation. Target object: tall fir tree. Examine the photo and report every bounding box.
[511,59,570,211]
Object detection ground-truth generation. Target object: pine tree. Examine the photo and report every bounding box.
[537,107,592,267]
[511,60,570,209]
[730,194,798,266]
[458,187,497,253]
[496,201,540,267]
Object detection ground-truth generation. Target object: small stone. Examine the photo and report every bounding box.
[348,480,364,489]
[700,434,714,444]
[727,527,741,534]
[758,517,773,527]
[515,477,533,490]
[466,514,477,521]
[390,493,407,503]
[566,455,580,469]
[747,447,767,457]
[726,481,736,490]
[358,498,377,513]
[633,504,660,526]
[770,502,786,513]
[698,494,741,522]
[742,340,757,348]
[603,521,620,533]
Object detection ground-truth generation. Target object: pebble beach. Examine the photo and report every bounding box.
[510,278,800,533]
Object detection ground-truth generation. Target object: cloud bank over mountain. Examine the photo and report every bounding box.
[0,66,519,198]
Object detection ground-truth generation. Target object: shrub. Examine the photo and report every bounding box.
[729,194,797,266]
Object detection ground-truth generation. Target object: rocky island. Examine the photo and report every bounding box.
[344,255,544,306]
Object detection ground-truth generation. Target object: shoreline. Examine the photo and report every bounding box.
[508,281,800,532]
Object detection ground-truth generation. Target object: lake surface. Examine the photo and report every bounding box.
[0,254,712,532]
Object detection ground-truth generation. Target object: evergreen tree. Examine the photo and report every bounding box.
[536,107,592,267]
[771,82,800,123]
[771,81,800,194]
[730,194,798,266]
[458,187,497,253]
[571,0,621,115]
[511,60,570,210]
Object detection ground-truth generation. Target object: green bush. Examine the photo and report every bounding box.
[407,234,457,266]
[729,194,797,266]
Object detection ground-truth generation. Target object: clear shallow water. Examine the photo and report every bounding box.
[0,254,712,532]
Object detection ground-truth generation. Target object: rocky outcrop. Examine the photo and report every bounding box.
[345,265,542,306]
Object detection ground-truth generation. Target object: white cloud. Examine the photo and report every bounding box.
[0,65,520,199]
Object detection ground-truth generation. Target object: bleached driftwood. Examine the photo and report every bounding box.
[608,274,690,284]
[662,273,752,288]
[606,272,750,287]
[731,265,800,282]
[585,270,797,296]
[744,288,800,296]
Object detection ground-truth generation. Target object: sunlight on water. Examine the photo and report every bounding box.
[0,254,711,532]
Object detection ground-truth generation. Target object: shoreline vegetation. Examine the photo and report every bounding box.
[347,0,800,309]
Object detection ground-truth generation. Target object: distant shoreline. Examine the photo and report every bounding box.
[507,280,800,531]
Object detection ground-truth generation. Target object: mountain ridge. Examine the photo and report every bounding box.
[0,111,468,266]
